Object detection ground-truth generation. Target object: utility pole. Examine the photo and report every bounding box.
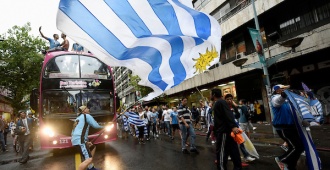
[251,0,276,135]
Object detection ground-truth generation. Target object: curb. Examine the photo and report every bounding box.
[195,133,330,152]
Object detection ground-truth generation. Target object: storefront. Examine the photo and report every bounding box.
[166,80,238,109]
[0,102,13,122]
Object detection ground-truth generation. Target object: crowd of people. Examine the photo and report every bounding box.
[115,92,261,169]
[114,83,323,170]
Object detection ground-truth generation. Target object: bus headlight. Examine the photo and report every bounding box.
[43,127,55,137]
[105,124,114,132]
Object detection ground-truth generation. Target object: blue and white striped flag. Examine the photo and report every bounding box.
[291,92,316,122]
[310,99,324,123]
[56,0,221,101]
[125,112,146,126]
[285,90,322,170]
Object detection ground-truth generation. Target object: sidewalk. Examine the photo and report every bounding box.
[195,123,330,151]
[0,135,51,165]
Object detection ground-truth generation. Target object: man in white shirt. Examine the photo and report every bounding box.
[162,106,171,136]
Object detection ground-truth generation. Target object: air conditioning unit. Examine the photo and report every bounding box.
[236,52,246,59]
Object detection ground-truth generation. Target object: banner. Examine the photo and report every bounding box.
[248,27,266,64]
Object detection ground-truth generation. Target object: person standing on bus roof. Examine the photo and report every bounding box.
[71,105,103,170]
[72,43,84,52]
[60,33,70,51]
[39,26,60,49]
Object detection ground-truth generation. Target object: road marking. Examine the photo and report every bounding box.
[75,153,81,170]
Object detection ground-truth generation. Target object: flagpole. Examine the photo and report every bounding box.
[196,87,209,106]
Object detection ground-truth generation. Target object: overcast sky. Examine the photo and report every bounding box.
[0,0,74,45]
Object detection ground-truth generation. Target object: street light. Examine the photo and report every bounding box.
[233,0,304,135]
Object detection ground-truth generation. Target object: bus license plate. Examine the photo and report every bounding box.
[60,139,68,144]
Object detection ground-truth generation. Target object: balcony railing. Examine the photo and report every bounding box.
[217,0,252,24]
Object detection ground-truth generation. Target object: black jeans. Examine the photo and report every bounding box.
[138,126,145,140]
[215,131,242,170]
[146,123,151,138]
[0,132,6,151]
[3,131,8,145]
[276,128,304,170]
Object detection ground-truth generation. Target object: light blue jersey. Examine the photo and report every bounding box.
[151,112,158,124]
[47,37,60,49]
[170,112,179,124]
[71,114,103,145]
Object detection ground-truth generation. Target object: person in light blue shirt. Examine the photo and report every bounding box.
[170,106,179,140]
[72,43,84,52]
[150,108,159,138]
[39,26,60,49]
[71,105,103,170]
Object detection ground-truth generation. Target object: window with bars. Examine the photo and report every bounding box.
[280,2,330,36]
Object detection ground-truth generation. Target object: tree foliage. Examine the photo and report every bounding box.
[0,23,46,113]
[128,74,153,98]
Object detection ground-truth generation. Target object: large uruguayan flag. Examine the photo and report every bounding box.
[285,90,322,170]
[56,0,221,101]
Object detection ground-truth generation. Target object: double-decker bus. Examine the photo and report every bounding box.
[30,50,119,149]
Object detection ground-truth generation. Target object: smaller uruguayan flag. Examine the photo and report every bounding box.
[288,90,323,123]
[310,99,324,123]
[301,82,324,123]
[290,92,316,122]
[122,116,129,131]
[57,0,221,101]
[125,112,146,126]
[285,90,322,170]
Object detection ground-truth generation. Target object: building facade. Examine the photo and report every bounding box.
[164,0,330,122]
[113,67,137,108]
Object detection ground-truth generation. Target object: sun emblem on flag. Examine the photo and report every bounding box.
[193,46,218,74]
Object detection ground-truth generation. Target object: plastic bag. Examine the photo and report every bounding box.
[242,132,259,159]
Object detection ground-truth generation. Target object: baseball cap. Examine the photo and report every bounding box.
[273,84,290,91]
[79,105,88,112]
[18,110,26,114]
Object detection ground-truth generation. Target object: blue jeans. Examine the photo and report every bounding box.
[239,143,249,158]
[0,132,6,151]
[164,121,171,136]
[179,123,196,150]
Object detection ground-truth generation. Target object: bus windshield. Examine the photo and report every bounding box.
[42,90,114,116]
[44,54,111,80]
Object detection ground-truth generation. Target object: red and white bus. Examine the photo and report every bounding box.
[30,50,119,149]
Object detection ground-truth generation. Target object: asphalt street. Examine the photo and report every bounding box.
[1,124,330,170]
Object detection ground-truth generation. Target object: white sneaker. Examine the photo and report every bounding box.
[211,141,216,144]
[228,156,231,161]
[156,134,159,138]
[245,156,255,162]
[253,127,257,130]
